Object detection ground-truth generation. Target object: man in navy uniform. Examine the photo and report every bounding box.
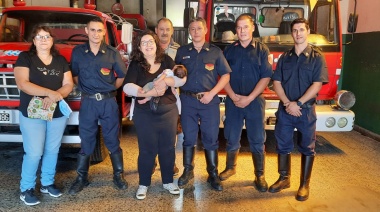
[220,14,272,193]
[175,17,231,191]
[68,17,128,194]
[269,18,328,201]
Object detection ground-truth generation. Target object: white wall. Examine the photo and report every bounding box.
[166,0,185,27]
[344,0,380,33]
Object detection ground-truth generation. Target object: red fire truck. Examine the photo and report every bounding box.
[0,1,137,162]
[187,0,355,131]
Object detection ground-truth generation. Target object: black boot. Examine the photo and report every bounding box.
[68,153,90,195]
[110,149,128,190]
[204,149,223,191]
[296,154,314,201]
[252,152,268,192]
[178,146,195,187]
[269,153,291,193]
[219,149,239,181]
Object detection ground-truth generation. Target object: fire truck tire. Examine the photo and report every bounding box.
[90,126,108,163]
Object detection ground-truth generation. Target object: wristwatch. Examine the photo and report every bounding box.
[297,100,303,107]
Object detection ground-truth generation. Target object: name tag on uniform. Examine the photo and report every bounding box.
[183,56,190,59]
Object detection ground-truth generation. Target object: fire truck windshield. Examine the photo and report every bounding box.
[0,10,97,43]
[211,0,339,52]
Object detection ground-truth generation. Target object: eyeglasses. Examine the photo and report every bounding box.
[89,28,104,33]
[35,35,52,41]
[141,40,155,46]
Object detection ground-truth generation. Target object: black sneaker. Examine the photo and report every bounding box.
[40,184,62,198]
[20,189,40,206]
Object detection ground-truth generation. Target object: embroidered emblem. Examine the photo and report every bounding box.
[100,68,111,75]
[205,63,214,71]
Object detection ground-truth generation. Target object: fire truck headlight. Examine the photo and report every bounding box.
[325,117,336,128]
[6,64,13,68]
[334,90,356,110]
[337,117,348,128]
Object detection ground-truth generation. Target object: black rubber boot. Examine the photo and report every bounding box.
[204,149,223,191]
[68,153,90,195]
[219,149,239,181]
[268,153,291,193]
[178,146,195,187]
[110,149,128,190]
[252,152,268,192]
[296,154,314,201]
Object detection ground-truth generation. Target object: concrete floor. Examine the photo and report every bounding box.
[1,120,380,211]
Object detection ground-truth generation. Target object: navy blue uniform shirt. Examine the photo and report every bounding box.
[175,42,231,93]
[71,42,127,94]
[224,39,273,96]
[272,45,328,103]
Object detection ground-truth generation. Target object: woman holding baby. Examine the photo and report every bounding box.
[123,30,186,200]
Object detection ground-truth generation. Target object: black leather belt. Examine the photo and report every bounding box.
[180,90,204,100]
[82,91,116,101]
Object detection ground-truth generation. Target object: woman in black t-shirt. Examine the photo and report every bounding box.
[123,30,186,200]
[14,26,73,206]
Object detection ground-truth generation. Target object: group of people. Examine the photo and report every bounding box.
[14,13,327,206]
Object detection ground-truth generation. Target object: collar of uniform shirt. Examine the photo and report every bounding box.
[291,45,312,57]
[189,42,210,51]
[234,40,256,48]
[84,41,107,54]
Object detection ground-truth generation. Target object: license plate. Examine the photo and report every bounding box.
[0,111,11,123]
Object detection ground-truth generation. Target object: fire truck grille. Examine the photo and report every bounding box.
[0,73,20,100]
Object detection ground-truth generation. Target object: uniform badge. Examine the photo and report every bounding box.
[183,56,190,59]
[100,68,110,75]
[205,63,214,71]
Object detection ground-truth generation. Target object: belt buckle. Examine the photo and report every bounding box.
[95,93,102,101]
[196,93,203,100]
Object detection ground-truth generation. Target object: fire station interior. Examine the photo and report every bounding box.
[0,0,379,211]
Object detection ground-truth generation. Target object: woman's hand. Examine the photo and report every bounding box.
[47,90,63,102]
[42,97,56,110]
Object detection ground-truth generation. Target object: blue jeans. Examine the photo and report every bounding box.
[19,112,68,192]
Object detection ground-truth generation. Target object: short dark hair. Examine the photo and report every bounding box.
[87,17,103,26]
[235,14,254,27]
[156,17,173,29]
[291,18,310,30]
[188,17,207,29]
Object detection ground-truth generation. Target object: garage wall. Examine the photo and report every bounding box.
[341,0,380,135]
